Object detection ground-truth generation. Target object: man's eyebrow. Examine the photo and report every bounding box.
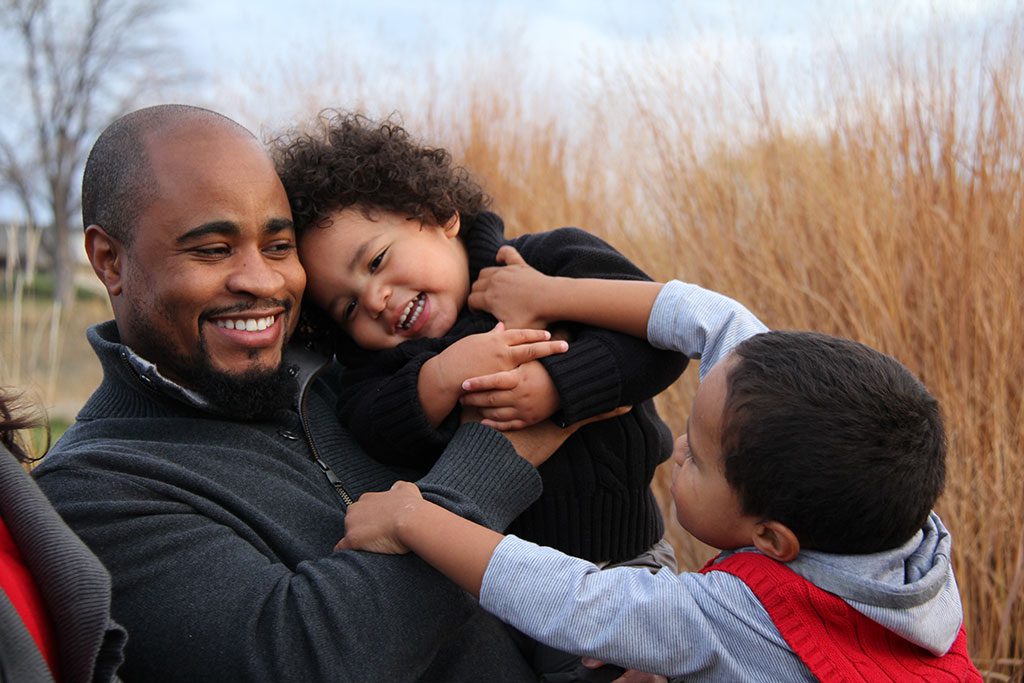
[175,218,294,245]
[176,221,240,244]
[265,217,294,234]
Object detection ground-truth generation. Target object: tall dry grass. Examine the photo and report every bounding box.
[385,16,1022,680]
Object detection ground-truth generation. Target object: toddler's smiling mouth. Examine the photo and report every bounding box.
[398,293,426,330]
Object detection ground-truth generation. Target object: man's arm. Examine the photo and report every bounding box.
[32,413,562,682]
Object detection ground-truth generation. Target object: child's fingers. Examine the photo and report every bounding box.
[480,418,529,431]
[462,370,518,393]
[460,389,516,409]
[507,339,567,364]
[499,327,550,343]
[477,406,520,422]
[495,245,527,266]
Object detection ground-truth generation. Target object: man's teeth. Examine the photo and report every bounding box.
[214,315,276,331]
[398,293,426,330]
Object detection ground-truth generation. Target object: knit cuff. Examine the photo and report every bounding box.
[362,353,457,464]
[418,423,542,531]
[540,335,622,427]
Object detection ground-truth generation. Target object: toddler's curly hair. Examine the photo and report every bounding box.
[272,110,491,235]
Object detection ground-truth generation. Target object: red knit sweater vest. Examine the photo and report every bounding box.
[700,551,981,682]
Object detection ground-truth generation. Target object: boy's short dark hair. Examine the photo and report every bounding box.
[272,110,491,236]
[721,331,946,554]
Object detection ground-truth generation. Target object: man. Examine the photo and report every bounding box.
[32,105,573,681]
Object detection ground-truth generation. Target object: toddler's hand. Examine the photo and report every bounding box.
[433,322,567,389]
[459,360,559,430]
[334,482,423,555]
[469,246,556,330]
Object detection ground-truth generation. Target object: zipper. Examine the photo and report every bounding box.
[298,367,355,507]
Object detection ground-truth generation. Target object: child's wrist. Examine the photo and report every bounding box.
[395,497,437,548]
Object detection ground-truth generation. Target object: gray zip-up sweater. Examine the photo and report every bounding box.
[1,446,126,682]
[479,282,966,681]
[33,321,542,682]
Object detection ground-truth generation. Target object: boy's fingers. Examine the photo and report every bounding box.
[495,245,526,265]
[462,371,518,393]
[334,537,351,552]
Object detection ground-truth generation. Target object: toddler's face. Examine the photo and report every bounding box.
[670,353,759,550]
[298,208,470,350]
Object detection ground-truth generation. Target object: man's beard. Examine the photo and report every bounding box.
[173,352,298,420]
[130,307,298,420]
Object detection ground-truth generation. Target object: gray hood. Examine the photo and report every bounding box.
[787,511,962,655]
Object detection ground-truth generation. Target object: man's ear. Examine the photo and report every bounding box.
[84,225,125,297]
[751,520,800,562]
[442,212,461,239]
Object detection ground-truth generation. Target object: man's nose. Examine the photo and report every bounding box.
[226,247,286,298]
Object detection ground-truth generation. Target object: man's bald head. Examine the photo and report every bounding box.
[81,104,256,246]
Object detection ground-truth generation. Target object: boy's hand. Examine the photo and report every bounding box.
[459,360,559,430]
[470,246,557,329]
[334,481,424,554]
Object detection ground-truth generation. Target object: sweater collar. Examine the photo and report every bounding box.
[81,320,328,420]
[463,211,508,283]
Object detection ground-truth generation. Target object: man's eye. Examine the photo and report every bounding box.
[369,248,387,272]
[266,241,296,255]
[194,246,230,256]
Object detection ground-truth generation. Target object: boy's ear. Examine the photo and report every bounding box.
[85,225,125,297]
[442,212,460,239]
[751,520,800,562]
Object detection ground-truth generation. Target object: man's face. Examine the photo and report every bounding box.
[114,125,306,387]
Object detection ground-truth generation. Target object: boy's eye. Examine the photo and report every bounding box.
[344,300,357,319]
[369,248,387,272]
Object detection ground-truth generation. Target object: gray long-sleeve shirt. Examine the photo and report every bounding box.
[479,281,964,681]
[33,321,541,682]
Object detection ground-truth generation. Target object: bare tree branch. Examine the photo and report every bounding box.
[0,0,180,305]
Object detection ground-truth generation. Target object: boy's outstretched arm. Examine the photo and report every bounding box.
[470,245,665,340]
[336,481,500,597]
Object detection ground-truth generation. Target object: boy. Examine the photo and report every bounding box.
[337,258,981,681]
[273,112,687,570]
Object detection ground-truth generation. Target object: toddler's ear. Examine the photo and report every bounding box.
[751,521,800,562]
[443,212,461,239]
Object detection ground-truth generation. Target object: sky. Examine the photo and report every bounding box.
[0,0,1019,221]
[155,0,1018,131]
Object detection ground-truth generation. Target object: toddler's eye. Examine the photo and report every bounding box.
[344,300,357,319]
[370,248,387,272]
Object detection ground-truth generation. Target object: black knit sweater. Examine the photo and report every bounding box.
[337,212,688,563]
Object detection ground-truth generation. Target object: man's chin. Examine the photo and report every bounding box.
[177,355,297,420]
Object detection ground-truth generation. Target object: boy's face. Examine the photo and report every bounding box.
[298,207,470,350]
[670,353,760,549]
